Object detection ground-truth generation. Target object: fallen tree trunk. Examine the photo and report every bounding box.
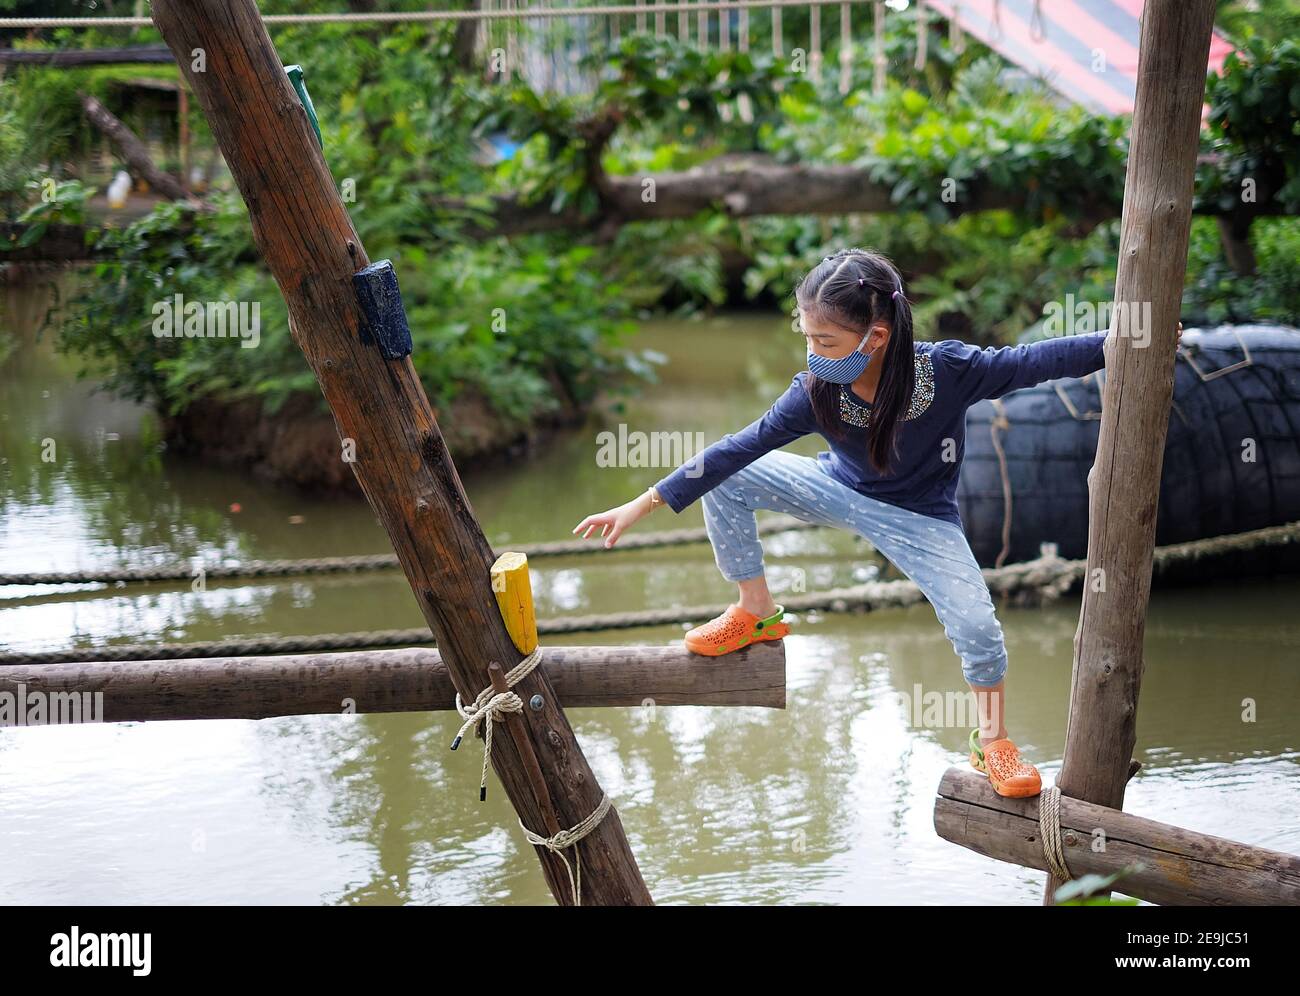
[0,221,104,262]
[0,643,785,723]
[934,768,1300,906]
[80,93,194,204]
[0,46,174,66]
[432,161,1284,240]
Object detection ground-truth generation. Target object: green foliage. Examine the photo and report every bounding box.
[12,0,1300,439]
[1054,868,1143,906]
[55,200,639,426]
[767,56,1130,223]
[1184,215,1300,325]
[1201,36,1300,214]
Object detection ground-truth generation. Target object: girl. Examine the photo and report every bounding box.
[573,247,1179,798]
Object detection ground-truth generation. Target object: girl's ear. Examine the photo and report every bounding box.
[868,320,891,353]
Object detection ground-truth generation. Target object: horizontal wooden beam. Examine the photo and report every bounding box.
[0,643,785,724]
[0,46,175,66]
[934,768,1300,906]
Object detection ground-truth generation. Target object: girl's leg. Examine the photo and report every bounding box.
[972,680,1008,746]
[835,489,1011,696]
[706,451,1011,694]
[700,450,859,616]
[702,451,1034,792]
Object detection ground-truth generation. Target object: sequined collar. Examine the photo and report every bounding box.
[838,349,935,428]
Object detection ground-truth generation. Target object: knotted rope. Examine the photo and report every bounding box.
[1038,784,1073,885]
[449,645,614,905]
[450,646,543,801]
[519,793,613,907]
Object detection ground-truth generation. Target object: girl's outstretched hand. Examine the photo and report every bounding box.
[572,493,652,549]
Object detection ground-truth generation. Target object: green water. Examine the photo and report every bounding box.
[1,279,1297,905]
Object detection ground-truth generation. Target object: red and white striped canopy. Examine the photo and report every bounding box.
[923,0,1236,116]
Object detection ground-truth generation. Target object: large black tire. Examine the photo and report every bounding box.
[957,325,1300,574]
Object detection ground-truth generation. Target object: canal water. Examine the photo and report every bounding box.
[1,278,1297,904]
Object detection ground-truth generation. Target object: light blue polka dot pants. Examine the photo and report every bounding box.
[700,448,1008,687]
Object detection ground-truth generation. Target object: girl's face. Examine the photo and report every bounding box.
[798,310,890,361]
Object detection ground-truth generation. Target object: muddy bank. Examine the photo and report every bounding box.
[163,379,589,495]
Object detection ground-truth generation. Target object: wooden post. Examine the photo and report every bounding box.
[1047,0,1217,904]
[150,0,652,906]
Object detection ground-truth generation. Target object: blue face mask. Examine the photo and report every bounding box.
[807,335,872,384]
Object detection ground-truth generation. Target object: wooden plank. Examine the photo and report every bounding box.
[0,643,786,724]
[935,768,1300,906]
[150,0,651,905]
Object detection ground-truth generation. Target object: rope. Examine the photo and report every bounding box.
[448,643,612,905]
[1029,0,1046,42]
[3,520,1297,666]
[871,1,884,96]
[949,2,965,54]
[519,793,613,906]
[0,516,822,587]
[450,646,544,800]
[988,398,1014,569]
[914,0,927,72]
[1038,785,1072,884]
[988,0,1002,42]
[0,1,888,30]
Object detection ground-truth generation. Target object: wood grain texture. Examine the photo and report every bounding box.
[935,768,1300,906]
[1064,0,1218,817]
[150,0,650,905]
[0,643,787,723]
[1053,0,1218,904]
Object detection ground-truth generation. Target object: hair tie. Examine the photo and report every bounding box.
[858,277,866,288]
[891,289,903,302]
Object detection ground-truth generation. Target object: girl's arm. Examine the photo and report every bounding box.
[939,330,1109,404]
[572,374,814,548]
[652,373,815,513]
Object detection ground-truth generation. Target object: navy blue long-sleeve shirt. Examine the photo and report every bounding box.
[653,330,1109,526]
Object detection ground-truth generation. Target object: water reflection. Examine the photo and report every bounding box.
[1,289,1297,904]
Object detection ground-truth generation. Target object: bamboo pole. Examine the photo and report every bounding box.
[1046,0,1217,905]
[0,644,786,724]
[150,0,652,906]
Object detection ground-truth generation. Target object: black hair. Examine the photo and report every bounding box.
[794,247,916,475]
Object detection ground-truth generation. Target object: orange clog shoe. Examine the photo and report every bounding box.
[969,729,1042,798]
[684,603,790,657]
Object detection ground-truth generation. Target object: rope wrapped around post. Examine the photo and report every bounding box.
[1038,785,1073,887]
[449,638,616,905]
[450,645,543,800]
[519,793,613,906]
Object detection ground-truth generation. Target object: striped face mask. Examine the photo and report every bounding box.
[807,334,873,384]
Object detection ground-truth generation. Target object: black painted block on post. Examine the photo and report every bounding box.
[352,259,413,360]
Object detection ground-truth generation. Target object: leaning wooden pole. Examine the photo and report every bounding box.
[150,0,652,906]
[1047,0,1217,904]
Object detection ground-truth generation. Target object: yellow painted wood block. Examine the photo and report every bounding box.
[491,551,538,654]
